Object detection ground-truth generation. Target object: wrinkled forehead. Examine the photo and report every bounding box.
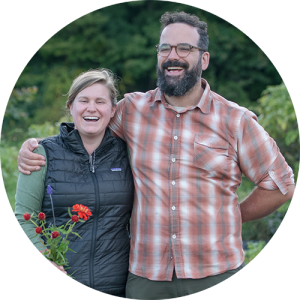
[159,23,200,45]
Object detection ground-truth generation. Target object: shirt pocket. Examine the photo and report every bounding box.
[193,134,229,172]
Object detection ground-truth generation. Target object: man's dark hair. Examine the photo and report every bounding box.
[159,11,209,52]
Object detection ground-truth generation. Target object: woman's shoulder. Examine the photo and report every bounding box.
[33,144,47,158]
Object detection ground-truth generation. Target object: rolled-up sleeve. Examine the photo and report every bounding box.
[237,110,294,195]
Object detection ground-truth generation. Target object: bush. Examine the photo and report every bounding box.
[244,241,267,265]
[0,141,19,210]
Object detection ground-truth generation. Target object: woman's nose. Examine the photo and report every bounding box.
[87,101,96,111]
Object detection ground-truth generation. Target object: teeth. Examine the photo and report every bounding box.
[167,67,183,70]
[84,117,99,120]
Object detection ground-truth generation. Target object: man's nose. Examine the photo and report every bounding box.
[167,46,180,60]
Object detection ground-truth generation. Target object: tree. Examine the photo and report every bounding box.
[13,1,282,128]
[2,86,37,145]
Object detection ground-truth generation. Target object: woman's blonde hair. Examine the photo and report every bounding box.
[66,68,119,109]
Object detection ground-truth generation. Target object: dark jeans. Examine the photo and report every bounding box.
[126,263,245,299]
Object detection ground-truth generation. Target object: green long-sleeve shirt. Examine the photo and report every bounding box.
[14,145,47,252]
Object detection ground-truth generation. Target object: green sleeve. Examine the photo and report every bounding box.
[14,145,47,252]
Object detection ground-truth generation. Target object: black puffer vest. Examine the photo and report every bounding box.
[40,123,134,297]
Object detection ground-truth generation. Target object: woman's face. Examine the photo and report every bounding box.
[70,83,116,140]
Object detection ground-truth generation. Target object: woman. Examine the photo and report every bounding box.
[14,69,134,297]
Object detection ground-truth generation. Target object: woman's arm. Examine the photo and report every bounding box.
[15,145,67,274]
[14,144,47,252]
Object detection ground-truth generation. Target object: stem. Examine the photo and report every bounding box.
[63,219,72,231]
[29,219,40,227]
[63,222,76,243]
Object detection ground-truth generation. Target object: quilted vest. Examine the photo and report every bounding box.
[40,123,134,296]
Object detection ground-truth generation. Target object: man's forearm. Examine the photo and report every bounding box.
[240,185,295,223]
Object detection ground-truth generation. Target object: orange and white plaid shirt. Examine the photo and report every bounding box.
[109,79,294,281]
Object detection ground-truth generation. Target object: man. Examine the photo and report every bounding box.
[18,11,294,299]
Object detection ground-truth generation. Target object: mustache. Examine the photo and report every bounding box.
[161,60,189,70]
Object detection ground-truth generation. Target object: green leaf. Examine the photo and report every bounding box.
[71,232,82,239]
[68,207,73,218]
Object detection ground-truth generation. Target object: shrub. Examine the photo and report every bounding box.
[244,241,267,265]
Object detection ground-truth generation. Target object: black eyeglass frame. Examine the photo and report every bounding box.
[156,43,207,58]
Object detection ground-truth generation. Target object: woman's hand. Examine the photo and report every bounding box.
[50,261,68,275]
[18,138,45,174]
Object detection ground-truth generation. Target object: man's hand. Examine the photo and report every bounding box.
[18,138,45,175]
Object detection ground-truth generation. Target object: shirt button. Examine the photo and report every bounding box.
[171,158,176,162]
[172,206,176,210]
[172,181,175,185]
[174,136,178,140]
[176,114,180,117]
[270,171,274,176]
[172,234,176,239]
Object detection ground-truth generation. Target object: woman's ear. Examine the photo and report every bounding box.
[69,103,73,115]
[111,105,117,118]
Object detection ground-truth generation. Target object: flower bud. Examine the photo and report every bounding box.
[35,227,43,234]
[71,215,79,223]
[23,213,31,221]
[51,231,59,239]
[38,212,46,220]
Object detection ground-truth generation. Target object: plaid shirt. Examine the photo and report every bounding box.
[109,79,294,281]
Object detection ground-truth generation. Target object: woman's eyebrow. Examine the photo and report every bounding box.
[77,96,107,101]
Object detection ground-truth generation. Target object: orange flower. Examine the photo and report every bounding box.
[72,204,92,221]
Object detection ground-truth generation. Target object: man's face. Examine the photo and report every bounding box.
[156,23,203,97]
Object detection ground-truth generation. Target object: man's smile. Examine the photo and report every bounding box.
[165,66,184,76]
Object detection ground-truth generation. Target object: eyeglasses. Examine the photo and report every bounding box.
[156,43,206,58]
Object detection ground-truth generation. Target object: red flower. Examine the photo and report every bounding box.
[23,213,31,221]
[51,231,59,239]
[35,227,43,234]
[71,215,79,223]
[38,212,46,220]
[72,204,92,221]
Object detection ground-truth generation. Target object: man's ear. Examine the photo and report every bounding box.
[201,52,210,71]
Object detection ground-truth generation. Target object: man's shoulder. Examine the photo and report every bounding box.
[121,88,160,105]
[210,90,258,118]
[210,90,248,112]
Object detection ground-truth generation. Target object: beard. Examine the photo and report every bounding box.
[156,57,202,97]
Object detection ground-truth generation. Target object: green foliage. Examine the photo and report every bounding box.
[244,241,267,265]
[13,1,281,128]
[2,87,38,145]
[4,86,37,121]
[1,119,66,209]
[251,82,299,178]
[0,141,19,210]
[27,121,61,138]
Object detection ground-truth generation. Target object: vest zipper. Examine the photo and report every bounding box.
[89,153,95,173]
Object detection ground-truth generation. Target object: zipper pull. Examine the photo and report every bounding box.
[89,154,95,173]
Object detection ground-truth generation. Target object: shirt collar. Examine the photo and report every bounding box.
[150,78,212,114]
